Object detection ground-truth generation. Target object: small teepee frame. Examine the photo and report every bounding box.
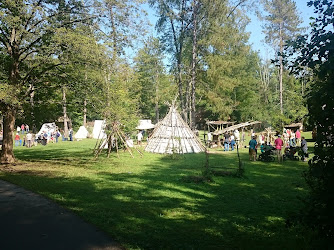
[145,105,205,154]
[94,121,142,158]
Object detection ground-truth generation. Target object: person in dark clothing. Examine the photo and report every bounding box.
[249,136,257,161]
[301,136,308,161]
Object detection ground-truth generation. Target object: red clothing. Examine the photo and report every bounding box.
[15,134,20,140]
[275,138,283,150]
[296,130,301,139]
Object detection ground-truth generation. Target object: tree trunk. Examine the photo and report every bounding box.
[63,87,69,138]
[84,69,88,127]
[0,106,16,164]
[29,83,36,128]
[155,71,159,124]
[177,44,185,120]
[83,98,87,127]
[190,0,198,130]
[279,21,283,114]
[170,0,186,120]
[185,81,190,124]
[1,36,19,163]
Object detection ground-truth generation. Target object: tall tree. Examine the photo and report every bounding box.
[133,37,175,122]
[149,0,191,121]
[197,0,252,121]
[0,0,88,163]
[260,0,303,114]
[150,0,249,127]
[289,0,334,242]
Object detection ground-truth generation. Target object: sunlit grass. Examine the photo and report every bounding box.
[0,132,316,249]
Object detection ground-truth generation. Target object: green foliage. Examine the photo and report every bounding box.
[289,0,334,242]
[197,2,253,120]
[133,37,176,122]
[260,0,303,47]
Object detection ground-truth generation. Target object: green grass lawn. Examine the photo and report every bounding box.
[0,133,315,249]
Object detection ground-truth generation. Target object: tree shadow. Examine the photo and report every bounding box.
[4,142,313,249]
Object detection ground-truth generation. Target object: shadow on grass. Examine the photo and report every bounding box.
[2,140,313,249]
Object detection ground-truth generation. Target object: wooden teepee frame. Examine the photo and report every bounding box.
[94,121,142,158]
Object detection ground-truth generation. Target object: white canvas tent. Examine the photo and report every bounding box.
[74,126,89,139]
[38,122,57,135]
[145,106,205,154]
[92,120,106,139]
[136,120,155,130]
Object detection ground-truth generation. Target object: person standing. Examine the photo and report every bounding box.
[249,136,257,161]
[274,135,284,163]
[137,131,143,145]
[295,129,301,146]
[14,133,20,147]
[55,130,61,143]
[207,132,212,147]
[25,124,29,133]
[230,134,236,151]
[21,124,25,134]
[290,130,296,147]
[69,128,73,141]
[224,132,230,151]
[26,132,33,148]
[259,133,264,145]
[241,131,245,147]
[301,136,308,162]
[234,129,240,146]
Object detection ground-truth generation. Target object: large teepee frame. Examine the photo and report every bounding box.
[145,105,205,154]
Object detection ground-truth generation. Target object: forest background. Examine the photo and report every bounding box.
[0,0,325,163]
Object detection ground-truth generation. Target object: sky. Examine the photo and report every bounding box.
[246,0,315,59]
[144,0,315,61]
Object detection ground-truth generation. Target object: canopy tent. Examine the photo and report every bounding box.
[38,122,57,135]
[207,121,234,132]
[284,122,303,131]
[145,106,205,154]
[136,120,155,130]
[212,121,262,135]
[92,120,106,139]
[74,126,89,139]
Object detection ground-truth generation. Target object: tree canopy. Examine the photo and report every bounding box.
[0,0,314,163]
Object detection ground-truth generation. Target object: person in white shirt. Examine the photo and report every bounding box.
[26,132,33,148]
[230,134,236,150]
[234,129,240,145]
[207,132,212,146]
[290,131,296,147]
[137,131,143,145]
[259,133,264,145]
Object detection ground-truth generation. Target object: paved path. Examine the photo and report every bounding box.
[0,180,123,250]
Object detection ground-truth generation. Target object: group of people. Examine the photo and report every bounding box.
[207,129,244,151]
[16,124,30,134]
[249,130,308,162]
[13,123,75,147]
[282,128,301,147]
[223,130,239,151]
[14,130,33,147]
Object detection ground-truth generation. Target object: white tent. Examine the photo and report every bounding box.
[136,120,155,130]
[92,120,106,139]
[74,126,89,139]
[38,122,57,135]
[145,106,205,154]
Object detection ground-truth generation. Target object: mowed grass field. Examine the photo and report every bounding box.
[0,132,316,249]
